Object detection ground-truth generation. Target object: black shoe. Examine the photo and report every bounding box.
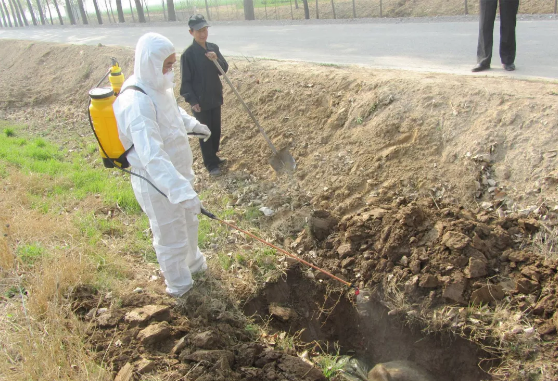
[503,63,515,71]
[472,64,490,72]
[209,168,221,177]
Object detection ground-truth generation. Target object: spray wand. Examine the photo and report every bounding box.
[200,208,359,295]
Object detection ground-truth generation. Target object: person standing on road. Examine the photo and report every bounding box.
[472,0,519,72]
[180,14,229,177]
[113,33,212,297]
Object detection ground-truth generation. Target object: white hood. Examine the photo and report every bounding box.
[134,33,175,92]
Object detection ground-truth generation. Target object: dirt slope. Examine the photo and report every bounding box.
[1,39,558,380]
[1,39,557,217]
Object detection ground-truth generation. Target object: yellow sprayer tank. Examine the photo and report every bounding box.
[88,87,125,168]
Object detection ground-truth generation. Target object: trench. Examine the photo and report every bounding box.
[244,267,494,381]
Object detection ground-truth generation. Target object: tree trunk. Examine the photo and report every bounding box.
[161,0,165,20]
[51,0,63,24]
[64,0,75,23]
[142,0,149,21]
[16,0,29,25]
[44,0,54,24]
[1,0,12,26]
[133,0,144,22]
[92,0,103,23]
[166,0,176,21]
[25,0,37,24]
[35,0,45,24]
[314,0,318,19]
[243,0,256,20]
[330,0,335,18]
[301,0,309,19]
[103,0,113,22]
[204,0,209,20]
[128,0,135,21]
[108,0,117,22]
[115,0,124,22]
[7,0,19,26]
[76,0,87,24]
[0,0,8,26]
[351,0,355,18]
[294,0,298,9]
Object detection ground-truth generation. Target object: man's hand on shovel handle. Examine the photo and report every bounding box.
[205,52,218,61]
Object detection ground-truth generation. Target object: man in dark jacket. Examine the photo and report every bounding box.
[472,0,519,72]
[180,14,229,176]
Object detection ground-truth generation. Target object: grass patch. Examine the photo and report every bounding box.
[0,121,143,380]
[16,242,45,265]
[0,125,140,213]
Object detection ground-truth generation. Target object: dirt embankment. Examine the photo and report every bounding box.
[2,40,558,380]
[1,39,558,218]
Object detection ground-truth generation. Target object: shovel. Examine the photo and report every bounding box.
[211,58,296,174]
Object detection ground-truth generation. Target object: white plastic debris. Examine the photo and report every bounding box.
[259,207,275,216]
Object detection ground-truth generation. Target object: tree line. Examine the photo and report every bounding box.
[0,0,172,26]
[0,0,306,27]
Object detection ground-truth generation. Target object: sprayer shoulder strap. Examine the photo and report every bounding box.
[118,85,148,160]
[121,85,147,96]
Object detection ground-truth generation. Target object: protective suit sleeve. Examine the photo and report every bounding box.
[179,106,201,133]
[126,96,198,204]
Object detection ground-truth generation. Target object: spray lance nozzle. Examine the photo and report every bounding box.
[110,57,122,75]
[349,283,360,296]
[108,57,125,95]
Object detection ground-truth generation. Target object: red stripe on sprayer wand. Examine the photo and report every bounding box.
[201,208,359,296]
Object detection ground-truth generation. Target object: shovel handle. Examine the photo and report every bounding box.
[211,58,278,154]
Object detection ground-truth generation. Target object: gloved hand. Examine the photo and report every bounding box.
[193,123,211,142]
[180,196,201,215]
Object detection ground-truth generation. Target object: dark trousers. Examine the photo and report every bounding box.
[477,0,519,67]
[193,106,222,171]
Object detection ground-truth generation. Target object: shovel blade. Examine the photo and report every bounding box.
[268,147,296,174]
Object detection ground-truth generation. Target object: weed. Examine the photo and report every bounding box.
[355,116,364,125]
[316,351,346,379]
[3,128,15,137]
[244,206,261,222]
[317,63,341,68]
[532,224,558,260]
[275,329,304,354]
[16,242,45,265]
[5,285,25,298]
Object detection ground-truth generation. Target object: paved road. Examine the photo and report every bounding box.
[1,18,557,80]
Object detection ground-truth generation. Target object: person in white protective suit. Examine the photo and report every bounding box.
[113,33,212,297]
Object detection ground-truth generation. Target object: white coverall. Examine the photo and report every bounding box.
[113,33,208,297]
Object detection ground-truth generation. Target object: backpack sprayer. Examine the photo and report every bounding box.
[86,59,358,296]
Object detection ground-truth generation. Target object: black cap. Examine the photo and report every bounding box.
[188,14,209,31]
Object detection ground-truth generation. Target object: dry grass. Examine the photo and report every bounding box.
[0,164,135,380]
[532,224,558,261]
[376,274,554,380]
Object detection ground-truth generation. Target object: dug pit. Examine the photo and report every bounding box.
[244,267,494,381]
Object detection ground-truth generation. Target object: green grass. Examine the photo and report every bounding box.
[16,243,46,265]
[3,128,15,137]
[0,123,140,214]
[315,349,347,379]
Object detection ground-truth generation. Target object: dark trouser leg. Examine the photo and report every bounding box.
[477,0,498,67]
[499,0,519,65]
[210,107,221,156]
[193,107,221,171]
